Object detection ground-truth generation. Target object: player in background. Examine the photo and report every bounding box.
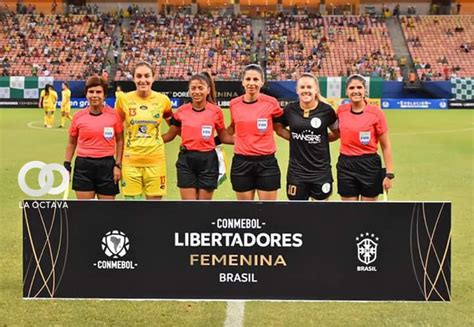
[336,74,394,201]
[227,64,284,200]
[115,61,172,200]
[59,82,73,128]
[115,85,124,100]
[39,84,57,128]
[162,72,233,200]
[274,73,339,201]
[64,76,123,199]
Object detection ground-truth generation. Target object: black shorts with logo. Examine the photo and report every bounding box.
[72,156,119,195]
[286,173,333,200]
[336,153,384,198]
[176,149,219,190]
[230,154,281,192]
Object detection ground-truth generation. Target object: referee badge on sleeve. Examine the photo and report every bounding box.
[359,131,371,145]
[103,127,114,141]
[201,125,212,140]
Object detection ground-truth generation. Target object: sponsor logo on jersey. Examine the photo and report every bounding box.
[129,108,136,116]
[291,130,321,144]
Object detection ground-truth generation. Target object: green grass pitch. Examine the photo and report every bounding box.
[0,108,472,326]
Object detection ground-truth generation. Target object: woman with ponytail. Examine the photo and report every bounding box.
[274,73,339,201]
[162,72,233,200]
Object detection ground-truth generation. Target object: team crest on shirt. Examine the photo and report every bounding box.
[201,125,212,140]
[152,112,160,119]
[139,105,148,110]
[359,131,371,145]
[103,127,114,141]
[257,118,268,133]
[310,117,322,129]
[129,108,136,117]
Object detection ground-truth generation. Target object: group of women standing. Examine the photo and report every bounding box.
[64,62,394,201]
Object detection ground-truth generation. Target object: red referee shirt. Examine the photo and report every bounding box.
[172,102,225,151]
[69,106,123,158]
[337,103,388,156]
[230,94,283,156]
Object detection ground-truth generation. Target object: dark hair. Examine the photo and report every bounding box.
[346,74,368,97]
[346,74,367,88]
[189,72,216,104]
[62,82,69,88]
[242,64,264,81]
[133,61,155,77]
[44,84,53,96]
[85,76,108,94]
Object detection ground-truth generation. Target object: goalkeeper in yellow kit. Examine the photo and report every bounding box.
[59,82,73,128]
[39,84,58,128]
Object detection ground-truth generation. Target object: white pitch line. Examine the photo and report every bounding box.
[27,121,67,131]
[391,127,474,136]
[224,301,245,327]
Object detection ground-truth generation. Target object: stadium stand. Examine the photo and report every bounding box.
[116,11,254,80]
[0,11,117,80]
[401,15,474,80]
[264,14,401,80]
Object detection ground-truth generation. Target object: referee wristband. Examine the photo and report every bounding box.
[114,163,122,169]
[385,173,395,180]
[63,161,72,173]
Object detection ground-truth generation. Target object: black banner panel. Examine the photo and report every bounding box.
[22,201,451,301]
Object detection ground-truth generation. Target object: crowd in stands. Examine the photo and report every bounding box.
[0,8,473,83]
[0,11,117,80]
[401,15,474,80]
[116,10,254,80]
[265,14,401,80]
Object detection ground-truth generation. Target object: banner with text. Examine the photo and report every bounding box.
[23,201,451,301]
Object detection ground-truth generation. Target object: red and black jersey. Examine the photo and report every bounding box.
[230,94,283,156]
[171,102,225,151]
[337,103,388,156]
[279,101,337,182]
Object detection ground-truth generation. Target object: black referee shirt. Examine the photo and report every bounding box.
[278,101,337,183]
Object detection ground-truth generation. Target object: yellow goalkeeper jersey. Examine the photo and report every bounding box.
[115,90,172,166]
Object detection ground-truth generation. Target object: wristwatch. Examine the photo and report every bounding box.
[385,172,395,180]
[114,163,122,169]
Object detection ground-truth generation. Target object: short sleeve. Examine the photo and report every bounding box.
[69,115,79,137]
[163,95,173,119]
[374,108,388,135]
[114,111,123,133]
[114,94,125,119]
[328,106,337,126]
[271,99,283,118]
[214,108,225,131]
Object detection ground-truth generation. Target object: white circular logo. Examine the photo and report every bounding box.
[382,101,389,108]
[321,183,331,194]
[440,101,447,108]
[18,161,69,197]
[310,117,322,129]
[102,231,130,258]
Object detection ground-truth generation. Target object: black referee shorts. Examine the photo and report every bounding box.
[176,149,219,190]
[286,173,333,201]
[336,153,384,198]
[72,156,119,195]
[230,154,281,192]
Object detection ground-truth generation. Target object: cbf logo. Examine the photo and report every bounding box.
[93,230,138,270]
[356,233,379,272]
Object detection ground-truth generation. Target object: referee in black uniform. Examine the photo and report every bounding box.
[275,73,339,200]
